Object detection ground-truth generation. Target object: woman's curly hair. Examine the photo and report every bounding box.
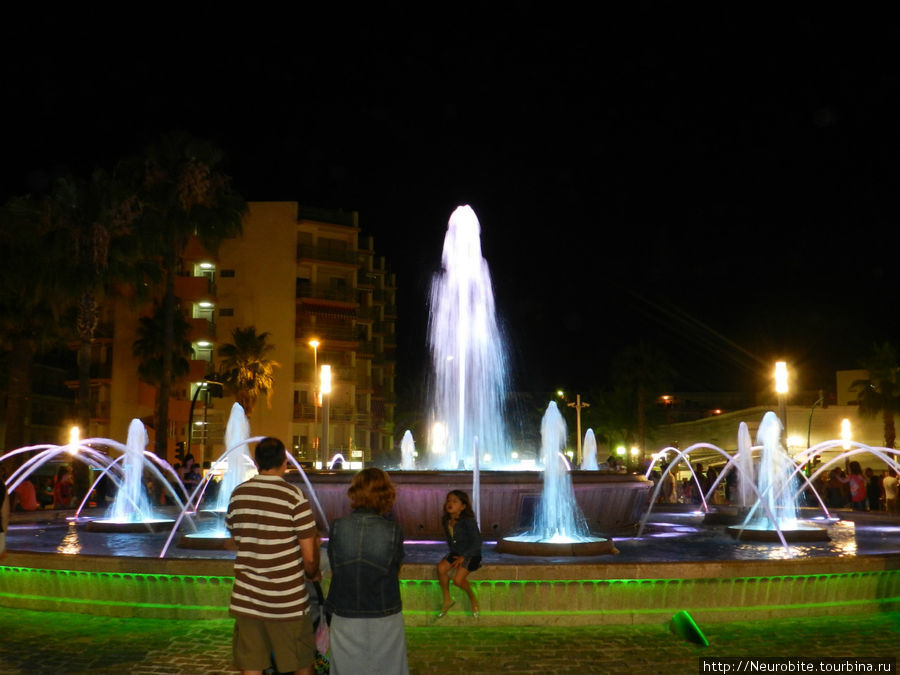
[348,467,396,515]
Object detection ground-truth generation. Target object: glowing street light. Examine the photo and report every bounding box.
[308,339,320,461]
[841,418,852,450]
[320,364,332,467]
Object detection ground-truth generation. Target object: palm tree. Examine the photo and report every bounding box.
[132,304,193,407]
[43,169,150,438]
[218,327,280,416]
[0,196,63,449]
[127,133,246,457]
[852,342,900,448]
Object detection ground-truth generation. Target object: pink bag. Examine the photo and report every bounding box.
[315,617,329,654]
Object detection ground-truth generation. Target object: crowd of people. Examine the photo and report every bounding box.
[650,459,900,514]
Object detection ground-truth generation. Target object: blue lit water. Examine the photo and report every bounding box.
[6,507,900,563]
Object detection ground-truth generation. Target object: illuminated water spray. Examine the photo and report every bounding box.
[533,402,590,541]
[426,205,509,469]
[213,402,255,512]
[105,420,155,522]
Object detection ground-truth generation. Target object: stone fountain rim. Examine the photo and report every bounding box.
[5,550,900,581]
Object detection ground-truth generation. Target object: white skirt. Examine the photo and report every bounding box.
[329,613,409,675]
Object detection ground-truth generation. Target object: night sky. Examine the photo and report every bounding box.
[3,9,899,397]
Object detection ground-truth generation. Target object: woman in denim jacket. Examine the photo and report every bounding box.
[325,468,408,674]
[437,489,482,618]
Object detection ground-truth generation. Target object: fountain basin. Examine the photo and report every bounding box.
[496,535,618,556]
[727,523,830,542]
[295,470,652,539]
[84,519,176,533]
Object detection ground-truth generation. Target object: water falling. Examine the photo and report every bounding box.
[213,403,256,512]
[105,420,156,523]
[426,205,509,469]
[736,421,756,508]
[400,430,416,470]
[749,412,798,528]
[532,402,590,541]
[580,429,599,470]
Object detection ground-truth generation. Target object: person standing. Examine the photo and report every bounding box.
[883,469,899,514]
[1,467,9,560]
[325,467,408,675]
[226,437,320,675]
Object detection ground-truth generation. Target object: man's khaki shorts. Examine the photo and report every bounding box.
[233,613,315,672]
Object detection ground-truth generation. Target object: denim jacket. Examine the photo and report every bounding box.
[325,507,405,618]
[444,514,482,558]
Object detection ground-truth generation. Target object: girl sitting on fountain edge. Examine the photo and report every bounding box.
[437,490,482,618]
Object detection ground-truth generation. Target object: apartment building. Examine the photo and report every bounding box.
[104,202,397,467]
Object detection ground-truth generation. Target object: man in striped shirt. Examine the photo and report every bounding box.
[226,437,320,675]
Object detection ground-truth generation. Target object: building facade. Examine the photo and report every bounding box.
[103,202,397,466]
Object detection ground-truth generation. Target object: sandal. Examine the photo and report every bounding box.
[438,600,455,618]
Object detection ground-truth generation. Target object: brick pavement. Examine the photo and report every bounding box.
[1,607,898,674]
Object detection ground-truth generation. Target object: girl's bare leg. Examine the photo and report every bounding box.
[437,559,454,612]
[452,568,479,613]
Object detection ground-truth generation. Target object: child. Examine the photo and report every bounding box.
[437,490,482,618]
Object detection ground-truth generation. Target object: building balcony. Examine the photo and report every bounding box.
[175,275,216,302]
[187,317,216,343]
[294,403,317,420]
[296,281,358,304]
[297,245,359,266]
[295,323,359,343]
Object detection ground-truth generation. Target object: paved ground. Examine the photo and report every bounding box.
[0,607,898,674]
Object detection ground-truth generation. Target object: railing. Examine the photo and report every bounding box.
[296,281,357,303]
[297,245,359,266]
[295,324,358,342]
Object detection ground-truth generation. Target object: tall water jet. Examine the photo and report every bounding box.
[86,419,175,531]
[533,402,589,540]
[580,429,598,470]
[729,412,828,543]
[736,421,756,508]
[497,402,614,555]
[426,205,509,469]
[105,420,154,523]
[213,403,256,513]
[400,430,416,470]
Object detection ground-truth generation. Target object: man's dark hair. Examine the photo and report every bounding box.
[255,437,286,470]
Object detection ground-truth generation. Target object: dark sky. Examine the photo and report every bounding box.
[3,8,899,396]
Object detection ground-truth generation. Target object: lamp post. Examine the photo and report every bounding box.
[320,364,332,469]
[774,361,789,446]
[567,394,590,467]
[309,339,320,464]
[187,378,224,466]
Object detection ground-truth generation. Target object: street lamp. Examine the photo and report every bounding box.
[841,418,852,450]
[308,339,320,462]
[556,390,590,465]
[320,364,332,468]
[567,395,590,467]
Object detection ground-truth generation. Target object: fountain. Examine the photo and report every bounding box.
[727,413,829,542]
[85,419,178,532]
[426,205,509,469]
[172,403,258,550]
[305,205,652,541]
[25,205,900,627]
[400,430,416,470]
[496,402,616,555]
[580,429,598,470]
[212,403,255,512]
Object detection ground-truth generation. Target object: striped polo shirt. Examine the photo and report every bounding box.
[225,473,317,621]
